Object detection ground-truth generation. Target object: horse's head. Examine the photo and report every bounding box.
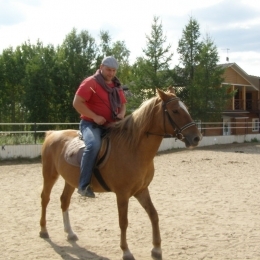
[157,87,202,148]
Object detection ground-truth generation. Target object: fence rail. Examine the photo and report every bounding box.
[0,122,260,160]
[0,121,259,144]
[0,123,79,144]
[0,123,78,133]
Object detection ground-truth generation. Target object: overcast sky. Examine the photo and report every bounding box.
[0,0,260,76]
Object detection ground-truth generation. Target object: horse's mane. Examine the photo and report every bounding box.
[108,96,160,150]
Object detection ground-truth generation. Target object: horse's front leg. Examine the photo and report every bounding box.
[135,188,162,260]
[116,195,135,260]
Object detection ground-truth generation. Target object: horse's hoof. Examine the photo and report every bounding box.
[39,231,49,239]
[122,252,135,260]
[122,256,135,260]
[67,233,78,241]
[151,248,162,260]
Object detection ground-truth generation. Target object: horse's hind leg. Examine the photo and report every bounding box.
[134,188,162,260]
[60,182,78,241]
[39,165,59,239]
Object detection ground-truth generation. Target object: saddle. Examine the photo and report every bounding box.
[64,132,111,191]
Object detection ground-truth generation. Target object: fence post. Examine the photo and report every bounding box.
[34,123,37,144]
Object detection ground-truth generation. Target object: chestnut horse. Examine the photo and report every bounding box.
[40,88,201,260]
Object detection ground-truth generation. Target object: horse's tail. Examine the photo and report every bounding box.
[41,131,55,158]
[41,131,56,165]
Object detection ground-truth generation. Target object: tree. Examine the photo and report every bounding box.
[192,34,234,121]
[175,17,202,104]
[175,17,235,122]
[94,30,131,85]
[177,17,201,85]
[23,41,57,124]
[128,16,173,109]
[0,47,27,126]
[55,29,131,121]
[54,28,97,122]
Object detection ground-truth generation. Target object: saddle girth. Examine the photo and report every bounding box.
[93,137,111,192]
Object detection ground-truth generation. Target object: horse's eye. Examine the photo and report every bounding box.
[172,110,178,114]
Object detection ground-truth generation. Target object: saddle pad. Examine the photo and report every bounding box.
[64,135,111,168]
[64,137,85,167]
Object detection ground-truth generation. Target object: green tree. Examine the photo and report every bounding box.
[55,28,97,122]
[94,30,112,67]
[175,16,202,103]
[129,16,173,109]
[177,17,201,85]
[176,18,235,122]
[0,47,27,126]
[0,28,130,124]
[23,41,57,124]
[94,30,131,85]
[109,40,131,85]
[192,34,234,121]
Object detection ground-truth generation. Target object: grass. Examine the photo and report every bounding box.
[251,137,259,143]
[244,138,259,143]
[0,134,44,145]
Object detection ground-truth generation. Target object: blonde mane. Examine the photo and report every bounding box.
[108,96,160,150]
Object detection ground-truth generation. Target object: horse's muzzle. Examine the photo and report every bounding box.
[184,133,202,148]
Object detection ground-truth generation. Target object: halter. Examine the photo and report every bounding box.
[147,97,196,140]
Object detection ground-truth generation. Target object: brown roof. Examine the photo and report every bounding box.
[219,63,260,91]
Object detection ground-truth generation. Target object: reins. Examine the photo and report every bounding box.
[146,97,196,140]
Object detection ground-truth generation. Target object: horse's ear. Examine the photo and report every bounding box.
[157,87,176,101]
[167,86,175,94]
[156,88,168,101]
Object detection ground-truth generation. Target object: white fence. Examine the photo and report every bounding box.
[0,144,42,160]
[158,133,260,151]
[1,134,260,160]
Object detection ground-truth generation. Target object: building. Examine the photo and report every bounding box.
[204,63,260,136]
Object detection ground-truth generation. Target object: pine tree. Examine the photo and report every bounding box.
[128,16,173,109]
[176,17,235,121]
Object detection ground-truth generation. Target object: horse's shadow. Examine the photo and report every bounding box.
[43,238,111,260]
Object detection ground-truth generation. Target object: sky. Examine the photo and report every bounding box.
[0,0,260,76]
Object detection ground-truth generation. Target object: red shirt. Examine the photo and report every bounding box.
[76,76,127,123]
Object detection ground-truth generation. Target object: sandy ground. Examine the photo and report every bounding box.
[1,142,260,260]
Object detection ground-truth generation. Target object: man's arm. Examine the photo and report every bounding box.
[73,94,106,125]
[117,103,126,120]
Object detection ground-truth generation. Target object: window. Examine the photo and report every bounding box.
[252,118,259,132]
[223,119,231,136]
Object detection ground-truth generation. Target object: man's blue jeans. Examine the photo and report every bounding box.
[79,120,106,190]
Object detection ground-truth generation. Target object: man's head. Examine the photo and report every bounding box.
[101,56,119,70]
[100,56,119,83]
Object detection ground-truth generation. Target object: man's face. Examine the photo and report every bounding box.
[100,65,117,82]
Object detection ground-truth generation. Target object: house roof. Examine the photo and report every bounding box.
[219,63,260,91]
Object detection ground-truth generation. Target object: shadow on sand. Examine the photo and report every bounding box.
[43,237,111,260]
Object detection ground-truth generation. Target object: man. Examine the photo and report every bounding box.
[73,56,127,198]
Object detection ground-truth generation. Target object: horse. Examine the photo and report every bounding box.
[40,88,201,260]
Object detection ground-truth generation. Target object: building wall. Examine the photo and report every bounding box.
[224,68,250,85]
[202,116,259,136]
[220,65,259,137]
[203,125,222,136]
[234,119,247,135]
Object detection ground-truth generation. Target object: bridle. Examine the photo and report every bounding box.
[146,97,196,140]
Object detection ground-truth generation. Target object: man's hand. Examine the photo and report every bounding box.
[116,113,124,120]
[93,115,106,125]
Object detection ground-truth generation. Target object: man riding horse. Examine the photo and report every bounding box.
[73,56,127,198]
